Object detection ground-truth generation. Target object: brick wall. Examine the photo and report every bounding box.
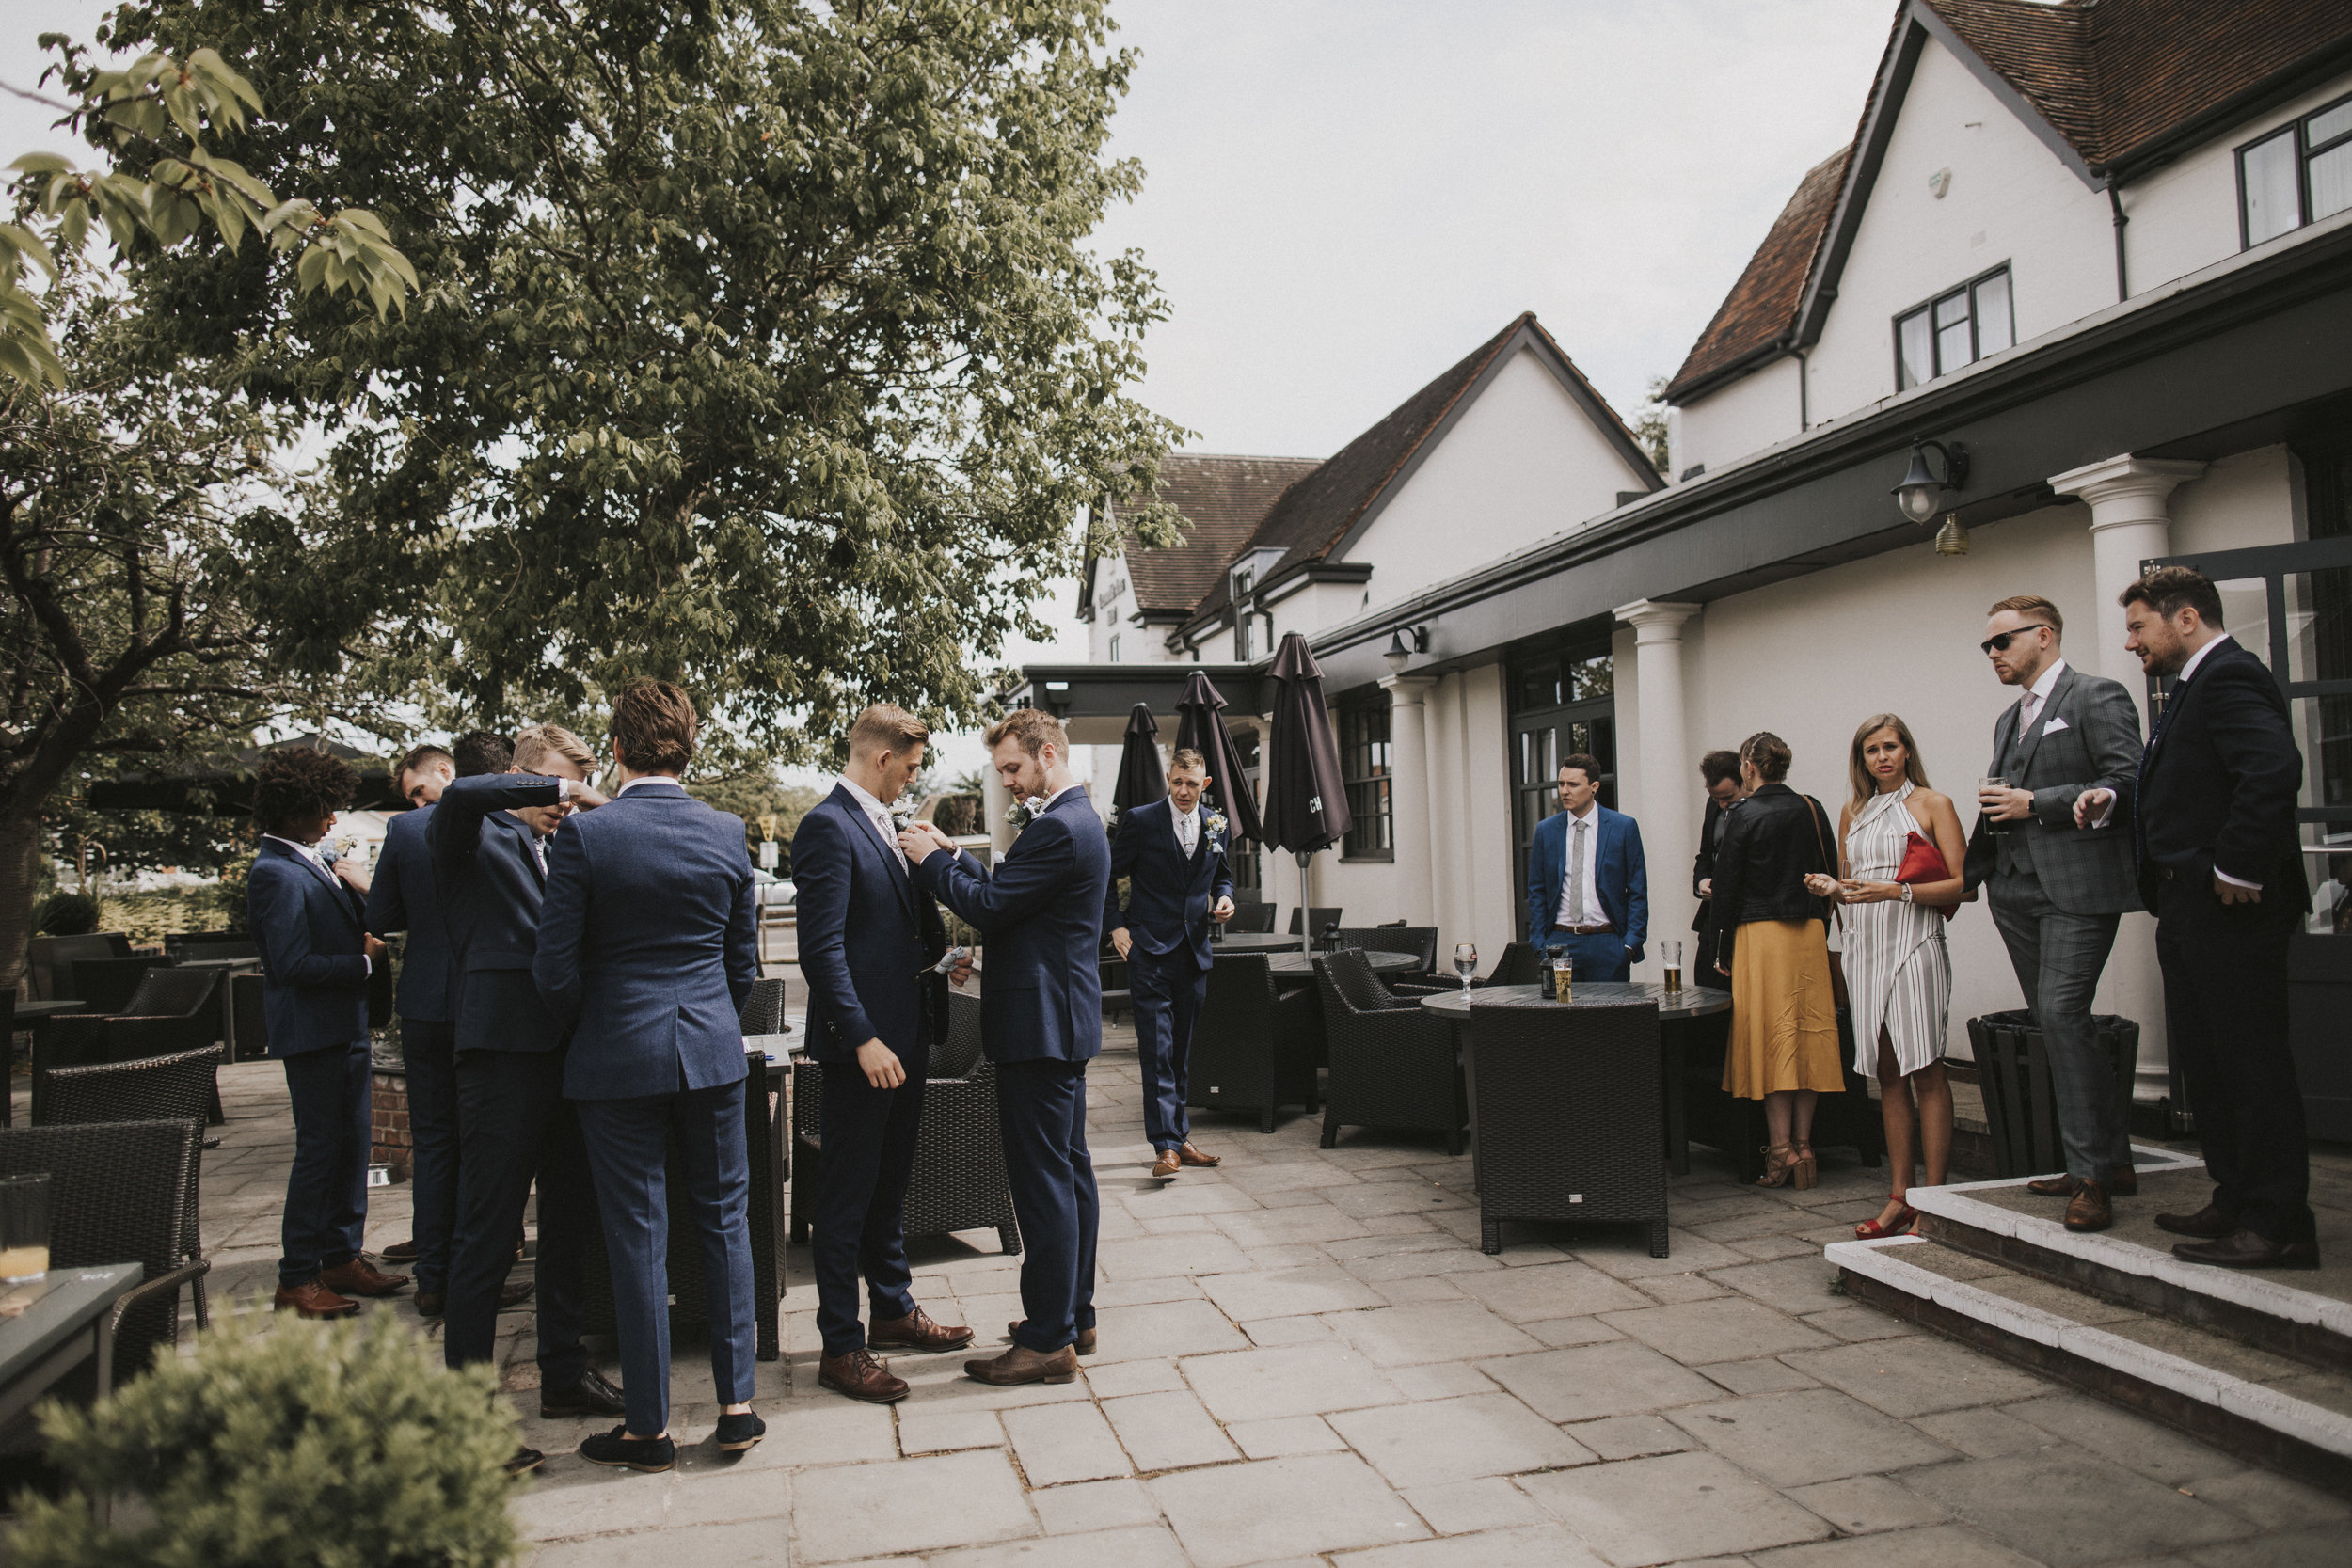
[371,1070,412,1179]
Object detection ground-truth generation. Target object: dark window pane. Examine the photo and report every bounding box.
[1342,702,1394,857]
[1590,716,1615,772]
[2244,129,2301,245]
[1898,308,1933,389]
[1567,652,1613,700]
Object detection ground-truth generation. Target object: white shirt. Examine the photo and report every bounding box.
[1552,803,1609,928]
[2016,657,2067,735]
[1042,784,1086,813]
[615,774,675,796]
[1171,802,1200,856]
[837,775,907,866]
[263,834,369,972]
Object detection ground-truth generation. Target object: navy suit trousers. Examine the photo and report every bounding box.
[577,1080,757,1435]
[1129,947,1206,1152]
[399,1019,459,1294]
[445,1050,593,1392]
[814,1044,929,1358]
[1542,928,1633,984]
[995,1058,1099,1353]
[278,1040,371,1287]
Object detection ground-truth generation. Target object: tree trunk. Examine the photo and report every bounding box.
[0,809,42,998]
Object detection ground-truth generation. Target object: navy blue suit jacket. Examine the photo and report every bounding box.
[428,771,566,1054]
[1523,804,1650,959]
[1104,798,1232,968]
[533,779,759,1100]
[363,804,455,1022]
[247,838,372,1056]
[2137,636,2310,925]
[791,784,949,1065]
[915,787,1109,1064]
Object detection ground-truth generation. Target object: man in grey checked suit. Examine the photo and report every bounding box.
[1963,594,2144,1233]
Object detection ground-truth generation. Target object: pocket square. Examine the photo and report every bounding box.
[2042,715,2070,735]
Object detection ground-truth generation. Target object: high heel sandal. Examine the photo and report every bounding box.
[1756,1142,1799,1187]
[1853,1197,1915,1239]
[1793,1141,1819,1192]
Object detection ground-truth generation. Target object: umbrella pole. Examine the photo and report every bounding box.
[1296,849,1313,953]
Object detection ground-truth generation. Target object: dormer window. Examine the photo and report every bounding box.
[2240,92,2352,248]
[1895,266,2012,390]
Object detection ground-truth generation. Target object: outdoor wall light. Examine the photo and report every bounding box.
[1893,436,1969,524]
[1384,626,1429,673]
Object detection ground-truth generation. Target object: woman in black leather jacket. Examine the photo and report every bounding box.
[1709,732,1844,1188]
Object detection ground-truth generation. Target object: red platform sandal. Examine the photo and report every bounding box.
[1853,1198,1917,1240]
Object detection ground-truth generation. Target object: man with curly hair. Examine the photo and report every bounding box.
[247,747,405,1320]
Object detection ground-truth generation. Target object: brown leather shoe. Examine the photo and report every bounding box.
[1151,1149,1181,1180]
[380,1238,421,1263]
[2026,1174,2076,1197]
[320,1258,408,1298]
[869,1306,975,1352]
[274,1279,360,1319]
[819,1348,909,1403]
[1178,1143,1220,1167]
[2107,1164,2137,1197]
[965,1344,1079,1386]
[1008,1320,1096,1354]
[2172,1230,2320,1270]
[2155,1201,2237,1239]
[2063,1180,2112,1233]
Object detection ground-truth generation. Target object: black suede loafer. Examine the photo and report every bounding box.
[714,1412,767,1452]
[580,1425,675,1473]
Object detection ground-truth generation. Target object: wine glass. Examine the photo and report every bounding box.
[1454,942,1478,991]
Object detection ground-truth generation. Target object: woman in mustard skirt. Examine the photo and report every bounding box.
[1708,732,1844,1188]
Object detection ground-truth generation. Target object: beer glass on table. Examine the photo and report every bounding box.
[0,1174,51,1287]
[1661,940,1684,996]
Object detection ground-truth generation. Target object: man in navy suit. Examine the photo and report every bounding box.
[430,724,622,1470]
[246,748,405,1319]
[1105,747,1235,1180]
[792,705,977,1405]
[2082,567,2315,1269]
[363,742,469,1314]
[902,708,1109,1386]
[535,680,765,1470]
[1523,752,1649,981]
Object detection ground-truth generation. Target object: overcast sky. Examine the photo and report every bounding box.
[4,1,1897,773]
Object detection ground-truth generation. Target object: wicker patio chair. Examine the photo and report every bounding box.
[0,1119,209,1379]
[1467,996,1669,1258]
[1190,953,1319,1133]
[1285,906,1343,936]
[790,991,1021,1255]
[1226,901,1278,934]
[35,967,224,1126]
[739,976,788,1037]
[1315,948,1466,1154]
[1334,926,1438,974]
[1391,939,1543,998]
[56,954,177,1018]
[37,1046,223,1329]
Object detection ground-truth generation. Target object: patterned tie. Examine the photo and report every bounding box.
[1569,818,1588,926]
[532,833,548,878]
[1180,811,1196,856]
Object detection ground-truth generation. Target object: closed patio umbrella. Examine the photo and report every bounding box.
[1174,671,1262,845]
[1262,632,1352,952]
[1110,704,1168,822]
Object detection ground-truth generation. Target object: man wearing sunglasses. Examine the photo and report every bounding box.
[1963,595,2145,1233]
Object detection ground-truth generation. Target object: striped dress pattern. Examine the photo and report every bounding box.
[1842,783,1950,1080]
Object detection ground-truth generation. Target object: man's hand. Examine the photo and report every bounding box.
[569,781,612,810]
[2216,876,2264,906]
[1979,784,2036,822]
[331,857,371,894]
[2074,787,2117,830]
[898,822,948,863]
[1110,927,1133,959]
[363,934,389,964]
[1211,896,1235,924]
[856,1038,906,1088]
[948,951,975,988]
[1698,878,1713,899]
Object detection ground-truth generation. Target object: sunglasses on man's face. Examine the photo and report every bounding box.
[1980,624,2053,656]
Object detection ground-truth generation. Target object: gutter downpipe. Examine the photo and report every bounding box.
[1792,341,1809,432]
[2106,179,2130,303]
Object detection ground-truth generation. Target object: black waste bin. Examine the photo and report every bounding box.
[1963,1010,2140,1179]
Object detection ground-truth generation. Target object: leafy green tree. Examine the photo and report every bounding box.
[105,0,1184,761]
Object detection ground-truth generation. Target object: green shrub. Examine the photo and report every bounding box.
[32,893,100,937]
[9,1305,523,1568]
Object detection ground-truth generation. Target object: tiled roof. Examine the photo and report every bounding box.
[1104,453,1322,616]
[1666,0,2352,404]
[1662,149,1851,403]
[1185,314,1537,630]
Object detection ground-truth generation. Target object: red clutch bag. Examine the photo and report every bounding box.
[1897,831,1958,923]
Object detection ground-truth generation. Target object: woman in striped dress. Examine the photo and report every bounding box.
[1808,715,1969,1239]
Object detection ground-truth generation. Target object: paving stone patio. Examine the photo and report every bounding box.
[186,1024,2352,1568]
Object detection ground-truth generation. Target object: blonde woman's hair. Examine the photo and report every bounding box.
[1848,713,1931,809]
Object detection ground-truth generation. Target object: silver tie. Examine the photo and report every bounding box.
[1568,819,1588,925]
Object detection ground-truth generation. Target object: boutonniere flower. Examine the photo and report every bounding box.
[1007,799,1036,829]
[889,805,915,835]
[1205,811,1228,838]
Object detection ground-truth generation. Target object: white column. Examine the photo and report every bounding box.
[2049,455,2206,721]
[984,767,1015,859]
[1613,600,1700,969]
[1379,674,1438,925]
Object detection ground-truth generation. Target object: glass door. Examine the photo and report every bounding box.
[2152,534,2352,1139]
[1507,641,1615,941]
